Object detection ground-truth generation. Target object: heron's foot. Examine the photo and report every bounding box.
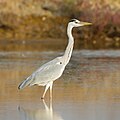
[41,97,44,99]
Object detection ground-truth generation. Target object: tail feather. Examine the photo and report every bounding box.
[18,76,33,90]
[18,80,28,90]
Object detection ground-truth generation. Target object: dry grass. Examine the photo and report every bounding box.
[0,0,119,49]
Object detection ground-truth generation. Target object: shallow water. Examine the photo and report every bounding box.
[0,50,120,120]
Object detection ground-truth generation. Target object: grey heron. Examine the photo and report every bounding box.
[18,19,92,99]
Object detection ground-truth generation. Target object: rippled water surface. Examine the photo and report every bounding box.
[0,50,120,120]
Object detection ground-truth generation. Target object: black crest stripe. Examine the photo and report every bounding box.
[69,19,76,22]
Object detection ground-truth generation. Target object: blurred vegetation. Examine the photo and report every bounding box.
[0,0,119,50]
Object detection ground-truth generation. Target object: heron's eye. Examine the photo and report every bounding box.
[60,62,62,64]
[75,21,78,24]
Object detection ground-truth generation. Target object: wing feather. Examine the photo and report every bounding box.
[18,57,65,89]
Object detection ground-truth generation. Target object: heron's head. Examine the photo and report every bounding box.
[69,19,92,27]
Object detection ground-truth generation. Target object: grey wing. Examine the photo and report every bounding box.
[29,57,65,86]
[18,57,65,89]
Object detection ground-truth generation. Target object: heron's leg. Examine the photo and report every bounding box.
[49,81,53,99]
[41,83,50,99]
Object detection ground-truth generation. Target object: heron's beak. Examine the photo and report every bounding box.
[81,22,92,26]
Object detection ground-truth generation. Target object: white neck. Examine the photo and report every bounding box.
[67,24,74,41]
[63,24,74,65]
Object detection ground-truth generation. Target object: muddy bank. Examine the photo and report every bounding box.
[0,0,119,49]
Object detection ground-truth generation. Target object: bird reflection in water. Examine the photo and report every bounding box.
[18,100,63,120]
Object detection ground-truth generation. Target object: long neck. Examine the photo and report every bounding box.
[63,24,74,65]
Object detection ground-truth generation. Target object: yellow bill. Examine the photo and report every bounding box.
[81,22,92,26]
